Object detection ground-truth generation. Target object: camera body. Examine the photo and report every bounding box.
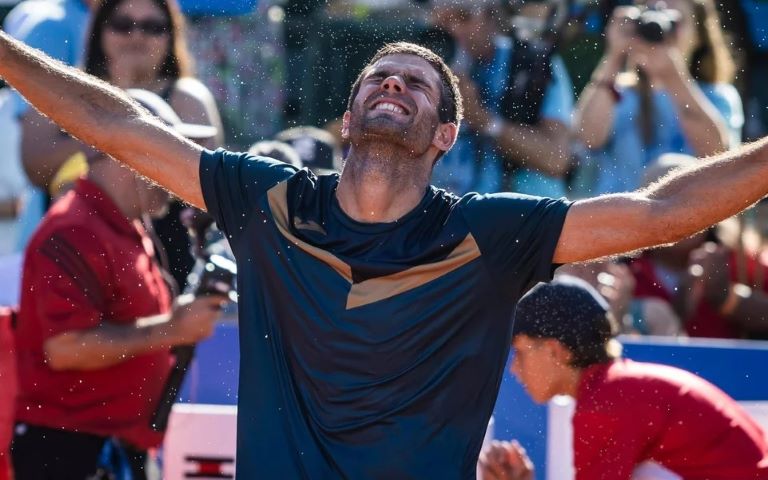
[189,251,237,301]
[629,5,681,43]
[183,210,237,302]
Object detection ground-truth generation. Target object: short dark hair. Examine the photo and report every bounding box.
[512,277,621,368]
[346,42,463,127]
[85,0,193,80]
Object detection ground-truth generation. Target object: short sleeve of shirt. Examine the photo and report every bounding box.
[28,227,111,338]
[461,193,571,292]
[540,55,574,126]
[199,148,298,243]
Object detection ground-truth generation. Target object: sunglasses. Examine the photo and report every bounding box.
[106,16,170,36]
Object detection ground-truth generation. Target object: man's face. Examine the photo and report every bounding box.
[510,335,568,404]
[344,54,445,156]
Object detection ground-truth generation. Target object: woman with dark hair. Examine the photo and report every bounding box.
[21,0,222,287]
[572,0,742,196]
[23,0,222,187]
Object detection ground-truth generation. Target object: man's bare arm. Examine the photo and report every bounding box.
[553,138,768,264]
[0,31,206,207]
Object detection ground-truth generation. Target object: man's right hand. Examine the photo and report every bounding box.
[164,294,225,345]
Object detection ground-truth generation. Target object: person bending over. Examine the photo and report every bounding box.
[488,277,768,480]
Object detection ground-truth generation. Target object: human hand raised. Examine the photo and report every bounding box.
[605,6,639,60]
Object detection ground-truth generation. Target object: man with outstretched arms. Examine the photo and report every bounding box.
[2,32,768,478]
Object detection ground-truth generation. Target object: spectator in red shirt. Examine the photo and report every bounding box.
[11,89,224,480]
[0,308,16,480]
[482,276,768,480]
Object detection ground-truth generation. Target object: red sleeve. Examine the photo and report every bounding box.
[572,408,649,480]
[27,227,112,338]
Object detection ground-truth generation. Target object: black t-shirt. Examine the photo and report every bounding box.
[200,148,571,479]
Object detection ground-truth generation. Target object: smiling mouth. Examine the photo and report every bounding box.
[370,100,410,116]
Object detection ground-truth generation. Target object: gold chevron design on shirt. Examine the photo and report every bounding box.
[293,216,327,236]
[267,182,352,282]
[345,233,481,309]
[267,181,481,310]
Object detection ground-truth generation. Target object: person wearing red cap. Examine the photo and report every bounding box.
[481,276,768,480]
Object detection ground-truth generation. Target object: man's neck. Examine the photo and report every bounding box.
[336,144,432,223]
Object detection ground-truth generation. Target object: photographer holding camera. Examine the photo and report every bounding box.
[430,0,574,198]
[574,0,743,195]
[11,90,224,480]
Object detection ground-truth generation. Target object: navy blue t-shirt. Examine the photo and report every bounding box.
[199,148,571,479]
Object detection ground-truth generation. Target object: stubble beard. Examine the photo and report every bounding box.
[347,106,437,162]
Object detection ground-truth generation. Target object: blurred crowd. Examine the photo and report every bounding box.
[3,0,763,337]
[0,0,766,477]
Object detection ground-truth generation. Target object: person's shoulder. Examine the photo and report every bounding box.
[699,82,742,106]
[200,148,301,197]
[459,191,567,209]
[27,206,106,257]
[205,147,301,171]
[574,362,638,417]
[699,81,739,96]
[454,191,570,230]
[582,360,696,402]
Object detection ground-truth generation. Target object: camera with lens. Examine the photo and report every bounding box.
[629,4,681,43]
[150,210,236,433]
[183,210,237,302]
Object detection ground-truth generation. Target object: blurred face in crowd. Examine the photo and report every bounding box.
[343,54,445,158]
[102,0,171,84]
[510,335,573,404]
[436,6,497,60]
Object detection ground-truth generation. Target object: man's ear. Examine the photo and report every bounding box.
[432,122,458,153]
[341,111,351,141]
